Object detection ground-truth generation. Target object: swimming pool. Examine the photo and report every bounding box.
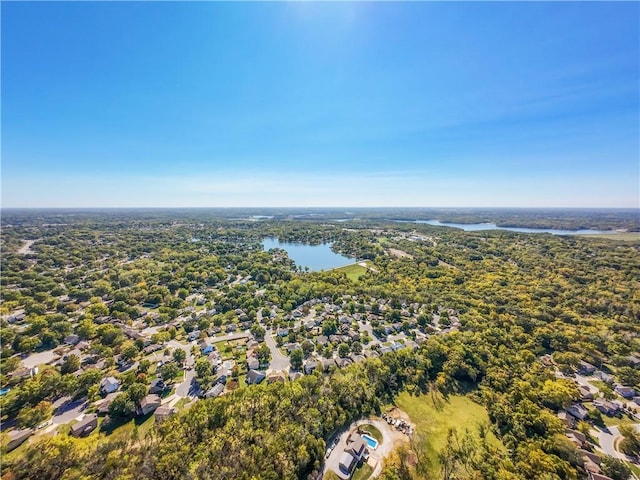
[361,433,378,450]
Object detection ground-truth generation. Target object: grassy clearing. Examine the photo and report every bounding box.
[580,232,640,241]
[323,471,340,480]
[394,391,503,477]
[352,462,374,480]
[332,263,368,281]
[588,380,611,391]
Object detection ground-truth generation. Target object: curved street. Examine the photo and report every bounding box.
[257,310,290,372]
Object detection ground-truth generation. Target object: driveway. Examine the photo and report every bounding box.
[574,374,600,394]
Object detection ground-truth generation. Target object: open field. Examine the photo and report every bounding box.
[332,263,369,281]
[579,232,640,241]
[394,391,503,477]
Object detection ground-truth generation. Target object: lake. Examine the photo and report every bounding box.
[404,220,610,235]
[262,238,353,271]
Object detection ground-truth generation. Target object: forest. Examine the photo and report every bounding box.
[0,209,638,480]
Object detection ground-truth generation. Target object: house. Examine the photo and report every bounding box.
[70,414,98,437]
[593,399,621,416]
[246,369,266,385]
[589,474,614,480]
[97,392,119,416]
[143,344,163,354]
[335,358,352,369]
[226,324,237,333]
[349,353,365,364]
[276,327,289,337]
[567,403,589,421]
[304,360,317,375]
[346,433,367,460]
[315,335,328,346]
[137,394,161,416]
[289,371,303,381]
[6,428,33,451]
[405,340,419,350]
[205,383,225,398]
[199,340,214,354]
[627,355,640,368]
[578,385,594,400]
[154,406,177,423]
[64,334,80,345]
[187,330,201,341]
[338,451,357,475]
[100,376,120,395]
[614,385,636,399]
[557,410,576,429]
[321,358,336,372]
[565,429,587,448]
[149,378,165,394]
[286,343,301,354]
[247,357,260,370]
[267,372,286,384]
[580,449,601,467]
[578,361,596,375]
[595,371,614,383]
[12,366,38,380]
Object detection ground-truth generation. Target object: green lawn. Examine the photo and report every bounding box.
[588,380,611,391]
[332,263,368,281]
[174,397,191,410]
[394,391,504,478]
[352,462,374,480]
[323,471,340,480]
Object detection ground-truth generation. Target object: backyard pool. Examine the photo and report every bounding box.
[361,433,378,450]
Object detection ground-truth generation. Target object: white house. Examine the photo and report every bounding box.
[100,376,120,395]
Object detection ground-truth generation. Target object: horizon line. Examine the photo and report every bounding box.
[1,206,638,211]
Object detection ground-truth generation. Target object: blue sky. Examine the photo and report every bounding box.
[2,2,638,208]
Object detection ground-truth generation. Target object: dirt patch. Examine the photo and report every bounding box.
[385,407,414,426]
[388,248,413,259]
[404,451,419,467]
[438,260,458,270]
[17,239,39,255]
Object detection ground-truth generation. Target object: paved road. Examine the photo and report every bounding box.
[52,398,87,424]
[264,332,290,372]
[258,309,290,372]
[595,423,640,461]
[176,369,196,397]
[597,425,623,459]
[22,350,57,369]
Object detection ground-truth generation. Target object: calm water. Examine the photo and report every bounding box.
[262,238,353,271]
[406,220,609,235]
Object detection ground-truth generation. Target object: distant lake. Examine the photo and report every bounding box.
[262,238,353,271]
[405,220,609,235]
